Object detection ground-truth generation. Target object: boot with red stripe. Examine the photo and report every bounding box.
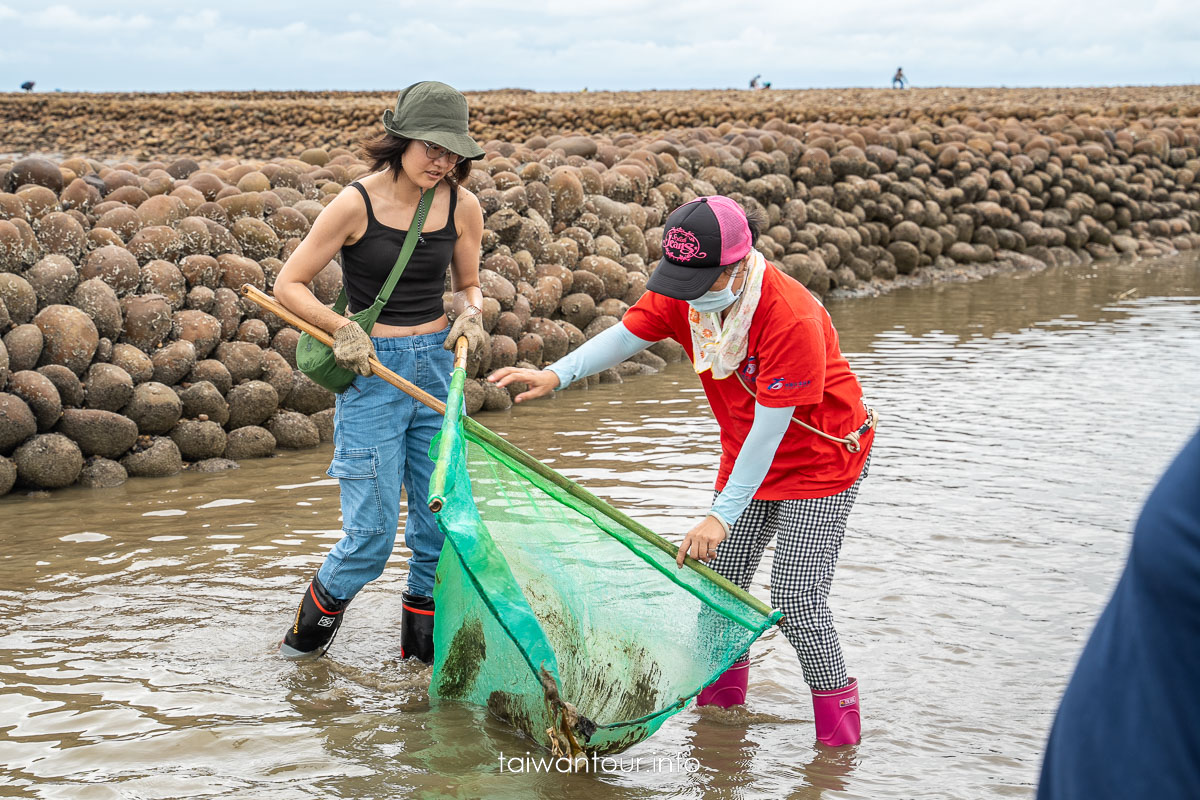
[279,575,348,660]
[400,592,435,663]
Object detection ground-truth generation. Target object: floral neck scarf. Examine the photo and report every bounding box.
[688,248,767,379]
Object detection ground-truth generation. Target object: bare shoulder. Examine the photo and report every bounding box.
[455,183,481,214]
[311,183,369,241]
[453,183,483,236]
[319,183,368,217]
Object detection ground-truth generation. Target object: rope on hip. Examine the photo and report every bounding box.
[736,373,878,453]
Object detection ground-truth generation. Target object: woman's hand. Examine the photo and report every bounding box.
[487,367,560,403]
[443,305,488,372]
[676,515,729,567]
[332,320,375,376]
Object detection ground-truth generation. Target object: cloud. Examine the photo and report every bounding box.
[172,10,220,31]
[28,3,151,30]
[0,0,1195,91]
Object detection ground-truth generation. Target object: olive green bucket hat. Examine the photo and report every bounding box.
[381,81,485,161]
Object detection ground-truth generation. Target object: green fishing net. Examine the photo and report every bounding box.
[427,366,782,756]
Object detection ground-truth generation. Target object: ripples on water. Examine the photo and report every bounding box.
[1,254,1198,799]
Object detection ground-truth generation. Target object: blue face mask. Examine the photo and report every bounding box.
[688,263,744,313]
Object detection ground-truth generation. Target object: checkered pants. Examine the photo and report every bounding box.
[710,455,869,691]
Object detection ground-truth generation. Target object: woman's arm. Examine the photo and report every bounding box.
[488,322,653,403]
[545,323,652,388]
[448,186,484,313]
[709,402,793,527]
[676,402,793,566]
[274,188,366,333]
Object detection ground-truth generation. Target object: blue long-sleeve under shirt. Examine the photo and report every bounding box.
[545,322,794,528]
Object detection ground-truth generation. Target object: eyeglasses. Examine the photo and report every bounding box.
[422,141,464,166]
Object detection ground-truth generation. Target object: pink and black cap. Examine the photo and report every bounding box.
[646,196,753,300]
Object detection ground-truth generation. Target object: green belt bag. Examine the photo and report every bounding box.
[297,187,435,393]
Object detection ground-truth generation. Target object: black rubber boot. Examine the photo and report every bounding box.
[280,575,348,660]
[400,592,435,664]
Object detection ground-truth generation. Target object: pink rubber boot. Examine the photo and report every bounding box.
[697,660,749,708]
[811,678,861,746]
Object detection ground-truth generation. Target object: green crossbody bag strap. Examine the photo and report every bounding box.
[328,186,436,317]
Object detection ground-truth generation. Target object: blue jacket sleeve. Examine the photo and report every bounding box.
[546,322,654,389]
[709,402,793,527]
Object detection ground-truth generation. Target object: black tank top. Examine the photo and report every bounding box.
[341,181,457,326]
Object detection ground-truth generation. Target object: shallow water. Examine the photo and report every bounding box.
[2,253,1199,800]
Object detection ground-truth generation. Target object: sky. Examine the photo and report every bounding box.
[0,1,1197,93]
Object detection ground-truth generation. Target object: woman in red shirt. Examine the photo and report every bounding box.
[490,196,875,747]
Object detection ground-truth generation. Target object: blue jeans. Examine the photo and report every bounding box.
[316,329,454,601]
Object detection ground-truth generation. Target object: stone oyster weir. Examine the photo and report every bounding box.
[0,87,1198,492]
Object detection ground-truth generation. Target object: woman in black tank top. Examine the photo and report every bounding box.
[341,179,459,326]
[273,82,486,665]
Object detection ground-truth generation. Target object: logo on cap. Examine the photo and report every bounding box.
[663,227,707,262]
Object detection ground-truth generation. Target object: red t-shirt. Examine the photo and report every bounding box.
[622,262,873,499]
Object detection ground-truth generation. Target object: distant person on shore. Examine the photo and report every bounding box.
[1037,427,1200,799]
[273,81,487,665]
[489,196,876,748]
[891,68,906,89]
[749,74,761,90]
[20,81,34,92]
